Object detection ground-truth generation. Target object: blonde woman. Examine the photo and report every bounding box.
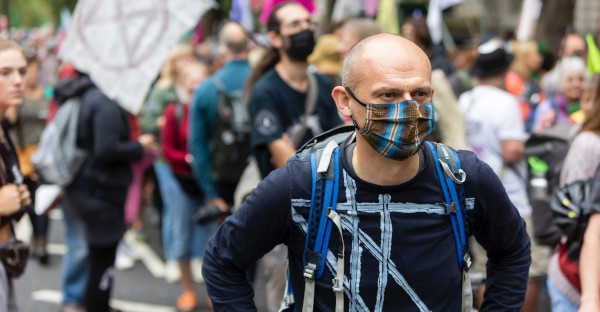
[139,44,197,283]
[0,38,31,312]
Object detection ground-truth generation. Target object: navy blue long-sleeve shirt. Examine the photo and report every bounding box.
[203,137,531,311]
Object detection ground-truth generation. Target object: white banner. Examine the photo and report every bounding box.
[427,0,463,44]
[59,0,215,114]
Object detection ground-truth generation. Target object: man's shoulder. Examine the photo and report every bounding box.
[254,69,280,90]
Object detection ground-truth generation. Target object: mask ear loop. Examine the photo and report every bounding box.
[345,87,367,131]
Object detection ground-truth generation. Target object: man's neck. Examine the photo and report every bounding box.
[275,56,309,92]
[224,53,248,63]
[351,136,420,186]
[478,75,506,91]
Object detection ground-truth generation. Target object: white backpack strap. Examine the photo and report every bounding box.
[328,208,345,312]
[462,269,473,312]
[302,274,316,312]
[278,263,295,312]
[317,140,339,173]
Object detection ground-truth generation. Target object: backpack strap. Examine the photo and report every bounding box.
[279,269,295,312]
[425,141,470,271]
[302,140,341,312]
[281,139,345,312]
[425,141,473,312]
[212,76,226,93]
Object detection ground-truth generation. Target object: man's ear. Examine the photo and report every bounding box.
[269,30,282,49]
[332,86,352,117]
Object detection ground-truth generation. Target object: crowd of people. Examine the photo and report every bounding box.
[0,0,598,311]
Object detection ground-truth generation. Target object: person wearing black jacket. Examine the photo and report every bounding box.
[54,74,156,312]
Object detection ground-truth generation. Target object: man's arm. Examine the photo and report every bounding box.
[500,139,524,165]
[469,157,531,311]
[267,134,296,169]
[202,166,293,310]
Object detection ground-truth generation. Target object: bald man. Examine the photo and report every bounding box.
[203,33,530,311]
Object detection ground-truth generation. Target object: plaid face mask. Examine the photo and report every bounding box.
[346,87,434,160]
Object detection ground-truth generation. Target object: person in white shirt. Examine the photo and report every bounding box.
[458,40,549,312]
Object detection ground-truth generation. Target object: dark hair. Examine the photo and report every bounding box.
[244,1,300,98]
[25,51,39,66]
[402,17,432,56]
[580,74,600,136]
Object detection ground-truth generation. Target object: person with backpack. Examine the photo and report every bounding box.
[203,33,531,311]
[54,72,156,312]
[161,61,212,311]
[546,74,600,311]
[189,21,252,220]
[0,38,31,312]
[244,2,342,310]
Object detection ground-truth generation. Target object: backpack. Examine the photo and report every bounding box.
[31,98,87,187]
[524,120,573,246]
[211,77,251,183]
[280,126,472,312]
[550,164,600,262]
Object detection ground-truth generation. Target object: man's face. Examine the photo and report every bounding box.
[347,45,433,130]
[562,35,586,59]
[525,50,543,73]
[277,5,314,45]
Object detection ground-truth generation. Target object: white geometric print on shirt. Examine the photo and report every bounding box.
[290,170,448,312]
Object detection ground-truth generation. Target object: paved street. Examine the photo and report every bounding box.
[14,207,268,312]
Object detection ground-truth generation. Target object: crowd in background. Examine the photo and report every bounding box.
[0,0,598,311]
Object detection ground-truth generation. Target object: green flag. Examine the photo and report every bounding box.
[586,33,600,75]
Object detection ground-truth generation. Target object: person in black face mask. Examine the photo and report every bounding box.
[242,1,342,311]
[281,26,316,62]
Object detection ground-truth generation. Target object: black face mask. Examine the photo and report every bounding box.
[284,29,315,61]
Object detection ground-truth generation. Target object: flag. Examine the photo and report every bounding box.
[427,0,463,44]
[376,0,399,35]
[586,33,600,74]
[331,0,362,22]
[364,0,379,18]
[59,0,216,114]
[230,0,254,32]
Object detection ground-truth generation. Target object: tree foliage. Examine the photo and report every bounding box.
[2,0,76,28]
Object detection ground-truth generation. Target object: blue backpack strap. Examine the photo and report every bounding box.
[289,140,340,312]
[425,142,470,271]
[303,140,340,279]
[279,270,296,312]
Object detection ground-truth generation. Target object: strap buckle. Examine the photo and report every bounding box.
[463,253,472,270]
[332,277,343,292]
[303,263,317,281]
[283,293,295,306]
[445,202,458,214]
